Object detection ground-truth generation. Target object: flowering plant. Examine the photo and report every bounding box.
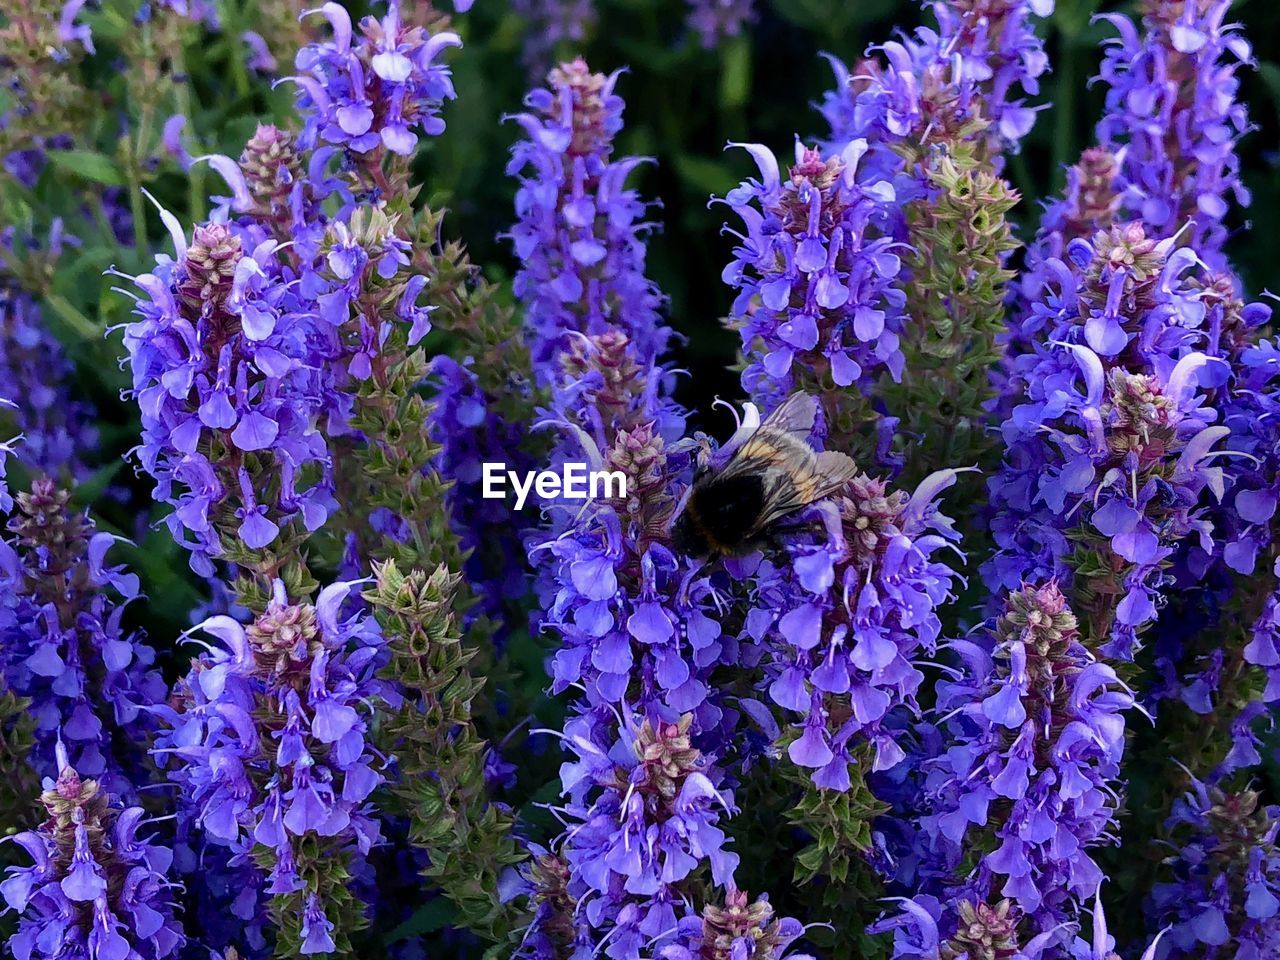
[1,1,1278,959]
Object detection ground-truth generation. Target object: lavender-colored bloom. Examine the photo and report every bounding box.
[0,479,165,799]
[151,579,389,952]
[161,114,194,170]
[1008,1,1257,413]
[1217,336,1280,583]
[877,884,1165,960]
[291,2,460,157]
[507,58,669,380]
[509,62,728,727]
[659,889,810,960]
[916,583,1135,932]
[871,895,1059,960]
[989,221,1266,658]
[243,30,278,74]
[428,355,532,626]
[171,835,270,959]
[1070,885,1167,960]
[517,710,739,959]
[1096,0,1253,268]
[995,147,1123,411]
[531,334,727,724]
[1,747,185,960]
[1033,148,1122,266]
[0,398,17,514]
[718,140,906,412]
[1245,570,1280,705]
[743,468,962,787]
[155,0,220,26]
[685,0,755,50]
[511,0,597,75]
[57,0,94,52]
[995,0,1273,742]
[120,217,333,576]
[1150,776,1280,959]
[0,286,97,478]
[1007,147,1122,335]
[819,0,1052,176]
[1,227,97,481]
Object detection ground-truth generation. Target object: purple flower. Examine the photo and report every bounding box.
[1,747,185,960]
[508,62,726,728]
[151,578,390,951]
[506,58,669,381]
[511,0,597,74]
[516,710,739,959]
[301,892,337,954]
[0,479,165,799]
[913,583,1135,933]
[658,890,809,960]
[718,141,906,414]
[0,398,18,514]
[155,0,220,25]
[685,0,755,50]
[1150,776,1280,959]
[120,217,334,576]
[428,355,534,628]
[870,895,1073,960]
[1096,0,1253,268]
[57,0,94,52]
[1244,571,1280,705]
[243,30,278,74]
[989,221,1266,658]
[745,469,962,785]
[819,0,1051,175]
[0,232,98,481]
[162,114,194,170]
[522,329,748,744]
[291,2,460,156]
[1070,885,1167,960]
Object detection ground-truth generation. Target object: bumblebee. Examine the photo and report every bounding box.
[672,392,857,558]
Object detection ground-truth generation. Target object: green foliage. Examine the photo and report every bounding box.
[0,685,36,841]
[886,140,1019,494]
[365,561,527,944]
[253,837,365,959]
[47,150,125,187]
[339,316,459,576]
[729,738,891,960]
[786,773,885,887]
[413,205,543,441]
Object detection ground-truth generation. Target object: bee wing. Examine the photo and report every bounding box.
[760,392,819,438]
[717,441,857,538]
[812,450,858,496]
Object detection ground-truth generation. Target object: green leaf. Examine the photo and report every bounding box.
[1259,63,1280,121]
[48,150,125,187]
[68,462,124,508]
[719,36,752,110]
[673,154,739,199]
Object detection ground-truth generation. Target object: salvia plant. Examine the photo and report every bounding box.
[1,0,1277,959]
